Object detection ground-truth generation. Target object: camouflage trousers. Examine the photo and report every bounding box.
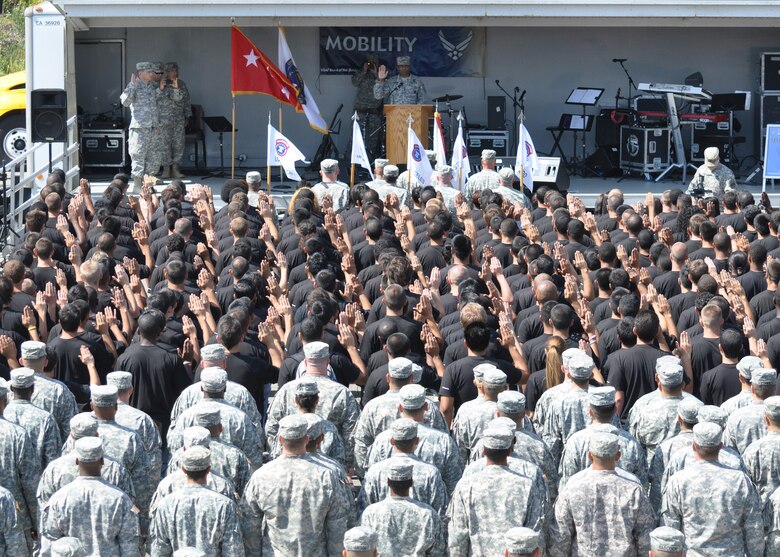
[128,127,163,178]
[160,120,185,166]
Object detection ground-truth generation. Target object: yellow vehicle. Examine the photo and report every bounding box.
[0,71,27,162]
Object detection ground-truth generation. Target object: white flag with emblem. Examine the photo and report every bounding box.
[450,112,471,191]
[350,112,372,174]
[278,26,328,133]
[515,122,539,191]
[407,124,433,187]
[432,111,447,171]
[267,118,307,181]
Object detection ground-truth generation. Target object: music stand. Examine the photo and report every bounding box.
[201,116,234,179]
[564,88,603,176]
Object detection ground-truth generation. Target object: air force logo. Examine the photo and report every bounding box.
[439,30,473,61]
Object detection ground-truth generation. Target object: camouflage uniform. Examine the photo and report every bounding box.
[661,460,764,556]
[115,401,162,485]
[434,184,460,213]
[239,453,348,556]
[648,430,694,513]
[724,401,768,454]
[120,73,162,179]
[0,485,27,557]
[26,374,77,442]
[311,181,351,213]
[170,381,262,431]
[40,476,139,557]
[742,430,780,505]
[660,445,747,501]
[149,484,243,557]
[686,163,737,199]
[0,417,39,545]
[531,381,571,444]
[464,169,501,201]
[3,399,60,470]
[495,185,529,209]
[158,78,190,168]
[764,486,780,556]
[167,439,251,496]
[308,451,358,528]
[451,399,499,465]
[371,181,411,207]
[357,454,448,518]
[721,390,752,415]
[150,470,237,515]
[447,463,546,557]
[37,451,134,507]
[628,390,697,466]
[373,75,427,105]
[361,495,446,557]
[543,387,597,464]
[549,468,654,557]
[269,415,346,467]
[352,70,383,161]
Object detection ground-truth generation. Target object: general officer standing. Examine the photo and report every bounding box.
[373,56,427,105]
[159,62,191,180]
[352,57,384,162]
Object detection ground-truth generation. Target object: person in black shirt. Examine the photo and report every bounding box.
[699,328,744,406]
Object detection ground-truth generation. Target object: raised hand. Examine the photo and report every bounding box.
[78,345,95,367]
[95,311,109,335]
[21,306,36,328]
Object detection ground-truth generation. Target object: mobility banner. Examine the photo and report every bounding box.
[320,27,485,77]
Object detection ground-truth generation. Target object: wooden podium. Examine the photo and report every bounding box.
[383,104,434,165]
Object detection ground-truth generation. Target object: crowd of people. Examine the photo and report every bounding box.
[1,154,780,556]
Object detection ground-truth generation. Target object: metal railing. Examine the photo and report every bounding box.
[1,116,80,256]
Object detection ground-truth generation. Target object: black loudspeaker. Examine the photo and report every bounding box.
[595,109,620,147]
[487,96,506,129]
[31,89,67,142]
[586,146,622,177]
[761,53,780,92]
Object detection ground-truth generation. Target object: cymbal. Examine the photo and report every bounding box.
[432,94,463,102]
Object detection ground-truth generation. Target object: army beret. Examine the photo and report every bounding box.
[656,364,684,386]
[373,158,389,169]
[245,171,262,183]
[70,413,99,439]
[589,386,616,407]
[302,413,324,439]
[75,436,103,463]
[21,340,47,360]
[649,526,685,552]
[568,354,594,380]
[482,426,514,450]
[164,61,178,72]
[383,165,400,178]
[497,391,526,415]
[396,56,411,66]
[386,458,414,481]
[736,356,764,380]
[194,406,221,428]
[562,348,585,369]
[279,414,309,441]
[51,537,85,557]
[0,378,7,397]
[678,397,703,423]
[764,396,780,420]
[473,363,497,381]
[90,385,118,407]
[399,384,427,410]
[693,422,722,447]
[655,355,681,371]
[106,371,133,391]
[481,149,496,160]
[303,341,330,361]
[295,380,319,396]
[438,165,454,177]
[391,417,418,441]
[182,445,211,472]
[482,368,508,386]
[183,426,211,449]
[200,344,226,361]
[498,167,516,182]
[320,159,339,172]
[200,367,228,393]
[589,431,620,458]
[489,417,517,432]
[343,526,378,552]
[388,357,414,379]
[505,527,540,554]
[697,405,727,428]
[10,368,35,389]
[752,368,777,386]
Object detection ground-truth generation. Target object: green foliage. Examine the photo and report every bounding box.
[0,1,38,76]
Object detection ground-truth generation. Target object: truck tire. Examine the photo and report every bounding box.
[0,113,27,163]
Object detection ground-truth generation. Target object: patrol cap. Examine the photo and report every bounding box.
[373,158,389,169]
[182,445,211,472]
[302,413,324,440]
[21,340,47,360]
[562,348,585,369]
[498,167,515,184]
[752,368,777,386]
[481,149,496,160]
[279,414,309,441]
[200,367,228,393]
[172,550,206,557]
[391,417,418,441]
[425,149,436,162]
[194,406,221,428]
[678,397,703,423]
[568,354,594,380]
[505,527,541,554]
[50,537,85,557]
[10,368,35,389]
[497,391,526,415]
[411,363,423,384]
[246,171,262,183]
[473,363,497,382]
[764,396,780,420]
[75,436,103,463]
[150,62,164,74]
[303,341,330,361]
[589,431,620,458]
[343,526,378,552]
[136,62,154,72]
[589,423,619,435]
[704,146,720,165]
[183,426,211,449]
[399,383,427,410]
[295,380,319,396]
[320,159,339,173]
[383,165,400,178]
[106,371,133,391]
[589,386,616,407]
[655,355,681,371]
[736,356,763,380]
[0,379,6,398]
[649,526,685,552]
[396,56,411,66]
[482,368,507,387]
[388,357,414,379]
[70,413,99,439]
[481,426,514,450]
[489,417,517,432]
[693,422,722,447]
[438,165,453,177]
[164,61,179,72]
[656,364,684,387]
[200,344,226,362]
[90,385,118,407]
[387,458,414,480]
[697,405,727,428]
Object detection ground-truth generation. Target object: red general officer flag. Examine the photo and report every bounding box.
[231,25,302,112]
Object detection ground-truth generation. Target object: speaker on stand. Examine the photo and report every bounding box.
[30,89,67,172]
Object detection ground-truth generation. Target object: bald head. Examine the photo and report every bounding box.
[670,242,688,264]
[533,274,552,287]
[535,280,559,303]
[448,265,469,287]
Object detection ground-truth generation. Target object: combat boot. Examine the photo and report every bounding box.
[161,165,171,179]
[171,164,184,178]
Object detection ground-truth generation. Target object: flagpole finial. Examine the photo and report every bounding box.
[352,111,359,122]
[231,16,235,23]
[456,111,464,123]
[407,114,414,126]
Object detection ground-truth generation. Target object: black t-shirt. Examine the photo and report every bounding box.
[689,336,723,398]
[277,350,359,390]
[515,311,544,344]
[417,244,448,277]
[204,344,277,415]
[360,364,440,408]
[607,344,669,420]
[359,315,423,362]
[652,270,681,300]
[668,291,696,325]
[716,212,747,232]
[750,289,777,324]
[699,363,741,406]
[757,317,780,342]
[689,246,715,261]
[440,355,521,413]
[737,271,767,302]
[49,331,115,395]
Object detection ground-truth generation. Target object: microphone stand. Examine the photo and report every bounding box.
[495,79,524,153]
[615,60,637,111]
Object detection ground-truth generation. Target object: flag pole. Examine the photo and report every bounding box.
[407,113,414,192]
[350,111,357,187]
[518,110,525,192]
[267,112,272,196]
[231,94,236,179]
[278,103,284,185]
